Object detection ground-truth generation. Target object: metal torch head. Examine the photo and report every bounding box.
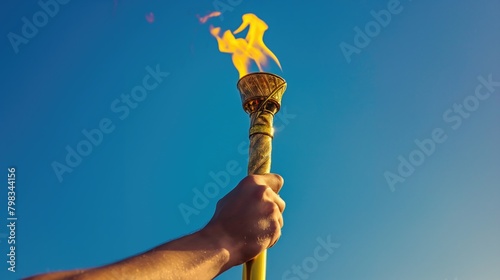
[237,72,287,114]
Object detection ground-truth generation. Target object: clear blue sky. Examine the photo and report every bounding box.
[1,0,499,279]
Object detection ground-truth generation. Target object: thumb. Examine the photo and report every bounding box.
[263,173,284,194]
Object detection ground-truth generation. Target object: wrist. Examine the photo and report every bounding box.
[200,223,242,270]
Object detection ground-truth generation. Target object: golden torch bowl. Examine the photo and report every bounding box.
[237,72,287,115]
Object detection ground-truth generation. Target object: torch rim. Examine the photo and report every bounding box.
[236,72,286,87]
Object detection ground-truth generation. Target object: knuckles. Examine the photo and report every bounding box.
[247,183,269,200]
[262,201,278,216]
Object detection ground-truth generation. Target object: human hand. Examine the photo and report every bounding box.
[203,174,285,266]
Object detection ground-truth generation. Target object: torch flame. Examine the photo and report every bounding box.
[197,11,221,24]
[209,13,282,78]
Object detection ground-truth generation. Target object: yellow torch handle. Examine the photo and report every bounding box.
[243,251,267,280]
[243,111,275,280]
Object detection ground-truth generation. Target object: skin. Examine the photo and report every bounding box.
[25,174,285,280]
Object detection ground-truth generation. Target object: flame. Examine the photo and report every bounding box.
[198,11,221,24]
[209,13,282,78]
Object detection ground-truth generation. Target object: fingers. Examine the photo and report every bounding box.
[237,174,286,250]
[249,174,286,213]
[250,173,283,193]
[277,193,286,211]
[271,193,286,213]
[269,228,281,248]
[263,173,284,194]
[269,217,282,248]
[276,211,284,228]
[263,174,285,213]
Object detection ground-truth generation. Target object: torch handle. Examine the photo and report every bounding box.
[247,113,274,174]
[243,111,275,280]
[237,72,287,280]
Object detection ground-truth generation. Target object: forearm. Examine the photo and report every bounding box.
[27,227,235,280]
[24,270,87,280]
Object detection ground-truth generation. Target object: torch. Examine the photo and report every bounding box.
[203,12,286,280]
[238,72,287,280]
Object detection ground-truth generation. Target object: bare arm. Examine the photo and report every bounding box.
[26,174,285,280]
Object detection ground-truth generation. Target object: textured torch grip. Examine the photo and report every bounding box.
[247,112,274,175]
[243,111,275,280]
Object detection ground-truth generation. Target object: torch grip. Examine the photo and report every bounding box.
[247,113,274,175]
[243,111,275,280]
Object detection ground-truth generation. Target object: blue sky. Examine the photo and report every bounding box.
[1,0,499,279]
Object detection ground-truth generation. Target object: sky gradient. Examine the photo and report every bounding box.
[1,0,499,279]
